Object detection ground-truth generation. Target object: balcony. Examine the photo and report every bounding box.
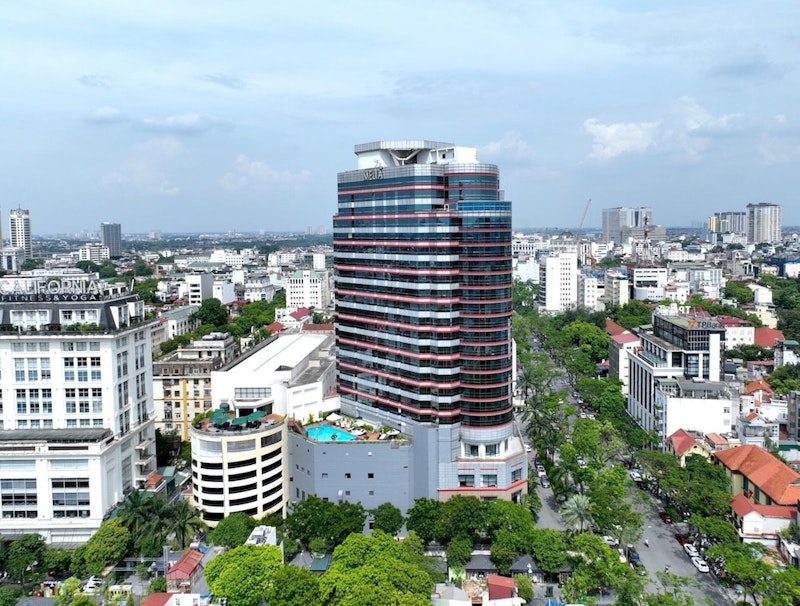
[135,438,155,450]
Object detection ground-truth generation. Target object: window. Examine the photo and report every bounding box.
[458,474,475,487]
[65,389,76,414]
[511,469,522,482]
[14,359,24,382]
[481,474,498,487]
[367,473,374,479]
[345,473,351,479]
[1,478,38,519]
[485,443,499,457]
[51,478,90,518]
[466,444,479,457]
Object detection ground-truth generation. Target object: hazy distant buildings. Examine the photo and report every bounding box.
[9,208,32,259]
[100,222,122,258]
[602,207,652,244]
[746,203,782,245]
[708,211,746,236]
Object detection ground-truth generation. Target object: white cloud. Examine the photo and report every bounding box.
[86,106,127,124]
[480,131,535,161]
[219,154,312,191]
[582,118,659,160]
[139,113,229,135]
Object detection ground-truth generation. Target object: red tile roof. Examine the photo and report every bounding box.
[717,315,752,327]
[605,319,629,336]
[744,379,773,396]
[611,332,640,345]
[730,493,797,519]
[754,327,784,349]
[715,445,800,506]
[289,307,310,320]
[166,549,204,581]
[140,594,172,606]
[301,323,334,332]
[705,433,728,446]
[666,429,697,457]
[265,322,284,333]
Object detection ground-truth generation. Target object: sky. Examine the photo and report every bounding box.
[2,1,799,235]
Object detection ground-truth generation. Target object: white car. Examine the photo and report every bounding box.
[629,470,642,482]
[525,445,532,453]
[617,547,627,563]
[683,543,700,558]
[691,556,709,573]
[602,535,619,547]
[536,464,547,477]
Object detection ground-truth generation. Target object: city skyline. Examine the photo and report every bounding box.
[3,2,800,234]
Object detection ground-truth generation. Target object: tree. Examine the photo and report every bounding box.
[204,544,283,606]
[76,260,100,273]
[209,512,260,548]
[319,531,432,605]
[445,536,473,568]
[42,547,73,577]
[285,495,365,550]
[405,498,442,544]
[82,518,131,575]
[707,543,772,605]
[560,494,594,534]
[371,502,404,536]
[514,574,534,602]
[194,298,229,328]
[0,588,21,606]
[167,498,206,550]
[6,534,46,583]
[528,528,568,574]
[263,566,322,606]
[437,496,485,545]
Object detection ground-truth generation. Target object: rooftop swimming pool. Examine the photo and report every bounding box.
[306,424,357,442]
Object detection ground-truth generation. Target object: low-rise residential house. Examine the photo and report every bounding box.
[665,429,711,466]
[717,316,755,349]
[730,493,797,547]
[735,410,780,449]
[715,445,800,506]
[165,548,205,593]
[775,339,800,367]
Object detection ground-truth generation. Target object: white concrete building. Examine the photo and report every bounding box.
[537,252,577,313]
[604,270,630,307]
[717,316,755,349]
[654,379,733,439]
[0,277,156,544]
[628,311,726,440]
[212,279,237,305]
[286,269,330,312]
[577,273,603,311]
[184,274,214,306]
[210,331,338,424]
[78,244,110,264]
[630,267,668,301]
[775,340,800,368]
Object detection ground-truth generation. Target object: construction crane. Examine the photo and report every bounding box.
[575,198,591,266]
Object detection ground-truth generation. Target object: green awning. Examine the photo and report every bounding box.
[248,411,266,422]
[231,417,248,426]
[210,410,227,423]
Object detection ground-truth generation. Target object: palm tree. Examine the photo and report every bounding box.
[168,499,207,550]
[561,494,594,534]
[117,490,152,543]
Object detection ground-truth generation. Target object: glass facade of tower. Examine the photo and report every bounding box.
[334,142,513,430]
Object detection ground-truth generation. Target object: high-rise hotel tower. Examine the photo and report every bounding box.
[333,140,526,502]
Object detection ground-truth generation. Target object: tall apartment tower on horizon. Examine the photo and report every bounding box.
[334,140,526,502]
[746,203,782,244]
[100,222,122,258]
[9,208,32,260]
[708,211,746,235]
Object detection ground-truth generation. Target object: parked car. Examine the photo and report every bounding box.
[629,470,642,482]
[683,543,700,558]
[658,511,672,524]
[536,464,547,477]
[602,535,619,547]
[691,556,710,573]
[540,476,550,488]
[525,445,532,453]
[617,548,627,563]
[627,546,641,565]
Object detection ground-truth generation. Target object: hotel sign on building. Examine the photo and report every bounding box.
[0,278,105,302]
